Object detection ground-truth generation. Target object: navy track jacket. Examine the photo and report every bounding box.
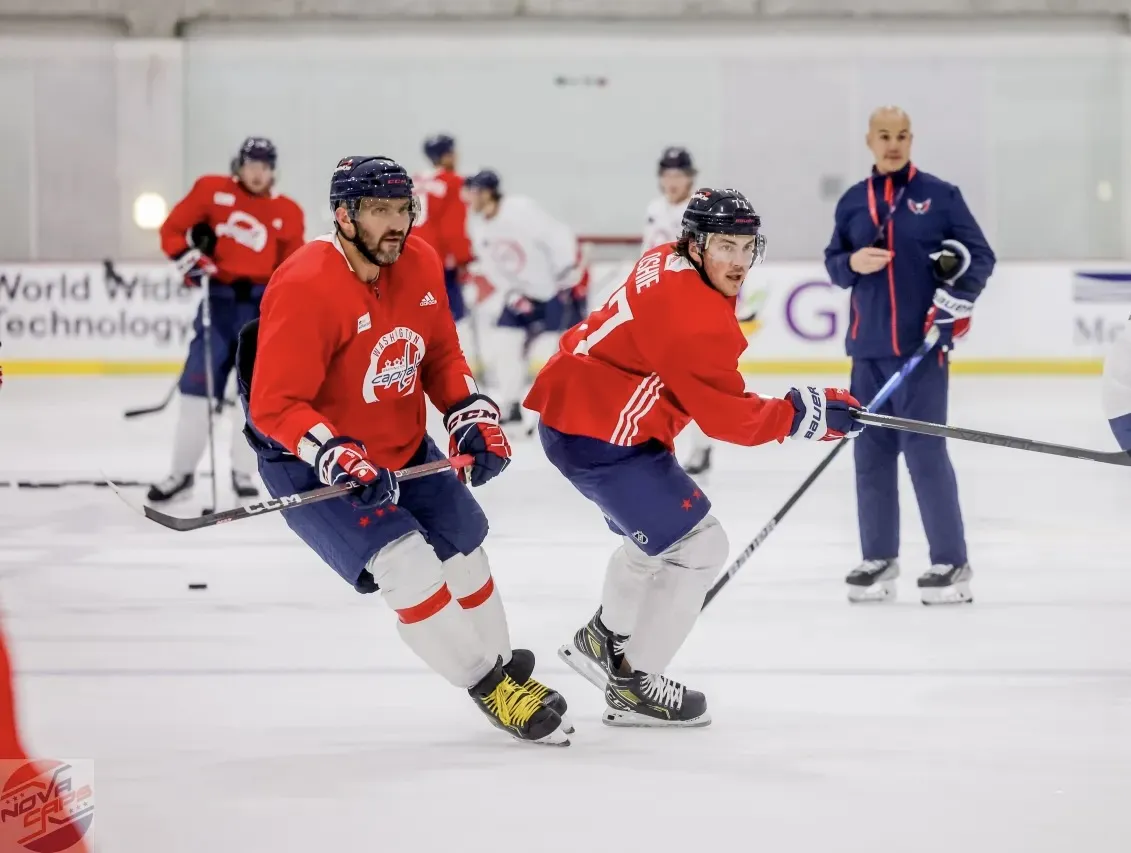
[824,163,995,359]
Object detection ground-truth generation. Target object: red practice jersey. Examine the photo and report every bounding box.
[249,234,478,470]
[160,174,305,286]
[411,168,473,270]
[525,243,796,450]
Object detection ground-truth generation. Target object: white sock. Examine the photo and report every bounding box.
[442,548,512,664]
[623,516,729,674]
[228,401,257,477]
[371,534,495,688]
[599,539,658,637]
[492,326,529,411]
[169,394,211,477]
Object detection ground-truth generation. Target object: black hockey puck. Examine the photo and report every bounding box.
[188,583,208,590]
[200,508,214,516]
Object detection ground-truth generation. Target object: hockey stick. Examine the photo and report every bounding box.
[701,327,940,610]
[0,474,226,489]
[106,454,475,532]
[849,410,1131,467]
[199,273,220,514]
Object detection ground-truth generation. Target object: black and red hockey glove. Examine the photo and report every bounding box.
[444,394,512,487]
[313,436,399,509]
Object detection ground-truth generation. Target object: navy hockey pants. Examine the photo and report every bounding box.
[851,354,967,566]
[258,435,489,592]
[178,285,265,399]
[538,424,710,557]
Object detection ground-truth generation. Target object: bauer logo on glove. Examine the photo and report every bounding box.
[786,386,865,442]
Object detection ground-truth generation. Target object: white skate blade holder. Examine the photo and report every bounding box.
[920,580,973,606]
[558,643,608,691]
[847,579,898,604]
[602,707,712,728]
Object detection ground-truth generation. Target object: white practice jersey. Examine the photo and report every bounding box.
[641,195,690,252]
[467,195,583,303]
[1102,320,1131,427]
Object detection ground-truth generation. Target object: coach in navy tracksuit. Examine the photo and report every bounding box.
[824,106,995,605]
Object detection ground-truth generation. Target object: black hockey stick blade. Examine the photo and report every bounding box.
[123,382,177,419]
[107,454,474,532]
[850,409,1131,467]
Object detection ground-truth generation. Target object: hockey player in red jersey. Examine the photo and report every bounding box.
[149,137,305,504]
[526,189,867,727]
[413,134,474,322]
[235,156,569,746]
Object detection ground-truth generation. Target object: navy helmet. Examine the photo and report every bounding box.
[329,156,415,213]
[236,137,277,169]
[681,188,766,264]
[423,134,456,164]
[465,169,501,196]
[658,146,695,175]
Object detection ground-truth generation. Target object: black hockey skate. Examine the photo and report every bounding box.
[682,446,712,476]
[469,657,569,746]
[146,473,194,503]
[231,471,260,499]
[505,648,573,734]
[604,669,710,728]
[500,402,523,426]
[918,562,973,605]
[846,558,900,603]
[558,608,628,690]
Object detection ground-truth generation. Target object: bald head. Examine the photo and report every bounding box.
[867,106,913,174]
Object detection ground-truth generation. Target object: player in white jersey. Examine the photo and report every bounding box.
[1103,322,1131,451]
[465,169,588,424]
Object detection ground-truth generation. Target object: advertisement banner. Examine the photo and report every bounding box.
[1,260,1128,374]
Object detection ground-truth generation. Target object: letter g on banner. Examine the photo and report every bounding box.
[785,280,839,341]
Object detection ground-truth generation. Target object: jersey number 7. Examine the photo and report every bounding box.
[573,284,633,356]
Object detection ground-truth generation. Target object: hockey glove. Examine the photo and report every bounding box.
[444,394,512,487]
[505,290,536,317]
[929,239,971,285]
[174,248,218,288]
[786,387,865,441]
[313,436,399,509]
[924,288,974,352]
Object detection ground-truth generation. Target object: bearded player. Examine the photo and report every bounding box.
[149,137,305,504]
[236,156,569,746]
[526,189,866,727]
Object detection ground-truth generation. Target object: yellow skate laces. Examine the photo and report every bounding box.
[485,676,544,728]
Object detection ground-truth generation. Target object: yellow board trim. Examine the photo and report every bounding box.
[2,358,1105,377]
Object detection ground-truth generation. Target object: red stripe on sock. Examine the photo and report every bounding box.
[396,585,453,624]
[457,576,495,610]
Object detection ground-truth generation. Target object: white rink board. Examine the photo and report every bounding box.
[1,260,1129,371]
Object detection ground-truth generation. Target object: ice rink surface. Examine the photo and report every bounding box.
[2,375,1129,852]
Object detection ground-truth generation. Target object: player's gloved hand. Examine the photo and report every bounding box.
[174,248,218,288]
[505,290,535,316]
[786,387,865,441]
[923,287,974,352]
[444,394,512,487]
[313,436,399,509]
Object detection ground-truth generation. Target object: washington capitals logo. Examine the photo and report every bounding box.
[362,326,426,403]
[907,198,932,215]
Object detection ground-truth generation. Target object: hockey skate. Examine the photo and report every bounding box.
[681,446,712,476]
[146,473,194,503]
[505,648,573,734]
[231,471,260,499]
[558,608,627,690]
[846,558,900,603]
[603,670,710,728]
[469,657,569,747]
[918,563,973,605]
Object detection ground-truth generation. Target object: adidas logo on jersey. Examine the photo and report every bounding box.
[419,292,437,307]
